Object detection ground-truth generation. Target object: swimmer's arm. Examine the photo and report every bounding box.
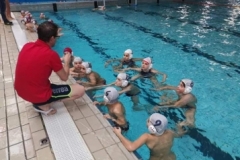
[81,74,97,86]
[171,123,187,138]
[105,59,121,67]
[152,69,167,83]
[69,68,79,77]
[159,100,178,106]
[86,82,115,91]
[156,99,187,109]
[115,132,148,152]
[116,67,140,73]
[112,110,125,125]
[122,67,140,72]
[118,87,131,95]
[93,101,106,106]
[132,58,143,61]
[151,85,176,91]
[81,81,96,87]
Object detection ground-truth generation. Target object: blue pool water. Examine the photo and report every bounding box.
[32,2,240,160]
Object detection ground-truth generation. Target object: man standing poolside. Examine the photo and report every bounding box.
[0,0,13,25]
[14,21,85,115]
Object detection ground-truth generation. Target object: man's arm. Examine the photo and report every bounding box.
[113,128,148,152]
[56,63,70,81]
[56,53,71,81]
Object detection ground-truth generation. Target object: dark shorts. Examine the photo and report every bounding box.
[33,84,71,109]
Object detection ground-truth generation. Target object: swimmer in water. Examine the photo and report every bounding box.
[87,73,144,110]
[105,49,143,72]
[117,57,167,87]
[153,79,197,129]
[113,113,186,160]
[94,87,129,132]
[69,57,83,80]
[77,62,106,87]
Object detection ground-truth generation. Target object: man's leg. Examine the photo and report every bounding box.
[35,103,57,115]
[0,0,12,25]
[61,84,85,102]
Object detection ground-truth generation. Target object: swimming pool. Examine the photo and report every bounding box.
[32,2,240,159]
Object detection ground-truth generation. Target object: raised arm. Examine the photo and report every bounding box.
[56,53,71,81]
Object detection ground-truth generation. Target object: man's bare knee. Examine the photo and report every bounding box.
[71,84,85,99]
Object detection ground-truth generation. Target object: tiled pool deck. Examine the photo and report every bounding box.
[0,12,139,160]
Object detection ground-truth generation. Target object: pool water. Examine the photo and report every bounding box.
[32,2,240,160]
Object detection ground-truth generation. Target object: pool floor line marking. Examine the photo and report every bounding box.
[96,12,240,70]
[134,7,240,39]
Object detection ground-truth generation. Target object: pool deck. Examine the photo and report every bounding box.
[0,13,138,160]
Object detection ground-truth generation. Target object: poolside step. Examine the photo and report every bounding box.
[42,102,94,160]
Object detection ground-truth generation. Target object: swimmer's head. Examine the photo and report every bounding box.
[72,57,82,67]
[63,47,73,55]
[142,57,153,71]
[40,13,45,18]
[116,73,130,87]
[103,87,119,104]
[147,113,168,136]
[123,49,133,60]
[48,19,53,23]
[21,10,25,14]
[181,79,194,94]
[31,19,37,24]
[81,62,92,74]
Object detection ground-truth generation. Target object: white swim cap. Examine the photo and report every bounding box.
[103,87,119,104]
[148,113,168,136]
[73,57,82,65]
[48,19,53,23]
[181,79,194,94]
[81,62,92,74]
[124,49,133,59]
[117,73,130,87]
[143,57,153,70]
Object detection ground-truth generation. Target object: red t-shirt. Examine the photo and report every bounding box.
[14,39,63,103]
